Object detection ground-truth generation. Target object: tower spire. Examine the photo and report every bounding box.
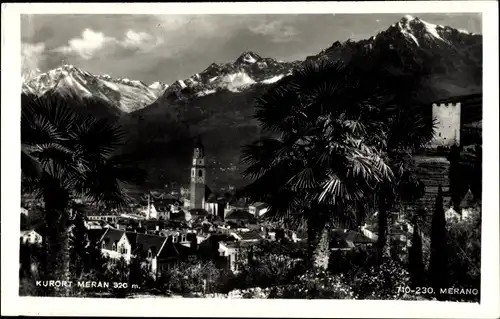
[190,137,206,209]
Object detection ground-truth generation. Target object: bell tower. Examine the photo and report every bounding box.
[190,138,206,209]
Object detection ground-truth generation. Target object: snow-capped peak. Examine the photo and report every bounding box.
[149,81,168,90]
[22,65,166,113]
[420,19,447,43]
[401,14,416,22]
[235,51,262,64]
[395,15,448,45]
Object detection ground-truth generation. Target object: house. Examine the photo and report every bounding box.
[224,209,257,226]
[100,229,132,261]
[330,229,376,251]
[86,221,103,230]
[230,230,264,242]
[218,241,259,272]
[88,215,119,224]
[20,230,42,245]
[21,207,29,216]
[99,228,183,275]
[140,203,158,219]
[87,228,105,245]
[248,202,268,218]
[360,224,379,241]
[189,208,210,222]
[203,194,224,217]
[459,189,479,221]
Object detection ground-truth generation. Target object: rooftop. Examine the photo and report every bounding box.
[225,209,255,221]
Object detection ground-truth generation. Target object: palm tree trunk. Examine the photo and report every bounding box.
[43,194,71,296]
[307,210,330,270]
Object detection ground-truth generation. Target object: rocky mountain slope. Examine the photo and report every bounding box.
[22,64,168,113]
[150,50,299,109]
[22,15,482,189]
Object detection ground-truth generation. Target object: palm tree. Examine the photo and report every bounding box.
[241,60,394,270]
[375,102,435,261]
[359,53,436,262]
[21,93,146,295]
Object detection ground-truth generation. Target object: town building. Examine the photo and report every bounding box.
[98,228,194,275]
[330,229,376,251]
[20,229,42,245]
[190,138,206,209]
[248,202,268,219]
[87,215,120,224]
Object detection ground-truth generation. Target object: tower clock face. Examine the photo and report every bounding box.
[196,177,205,183]
[192,159,197,165]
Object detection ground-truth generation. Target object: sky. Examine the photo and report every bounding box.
[21,13,482,85]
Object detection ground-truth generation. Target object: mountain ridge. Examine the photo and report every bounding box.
[22,65,168,113]
[21,15,482,189]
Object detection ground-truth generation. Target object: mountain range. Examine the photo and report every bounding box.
[21,15,482,190]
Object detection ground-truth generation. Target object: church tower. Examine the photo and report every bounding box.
[190,138,206,209]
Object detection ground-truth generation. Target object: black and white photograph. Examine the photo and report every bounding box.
[2,2,499,318]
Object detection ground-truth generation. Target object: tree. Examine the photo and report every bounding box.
[429,185,448,300]
[374,82,435,262]
[346,48,436,263]
[448,144,465,210]
[21,93,146,295]
[104,257,130,298]
[69,211,88,277]
[408,216,425,289]
[446,207,481,302]
[470,143,482,201]
[241,60,394,270]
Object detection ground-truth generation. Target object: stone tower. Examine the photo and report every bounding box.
[431,102,461,148]
[190,138,206,209]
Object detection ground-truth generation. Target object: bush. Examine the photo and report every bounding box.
[268,269,355,299]
[158,260,225,296]
[233,253,306,290]
[445,210,481,302]
[352,258,411,299]
[328,245,378,277]
[227,287,272,299]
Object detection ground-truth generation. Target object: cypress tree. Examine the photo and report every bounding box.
[448,145,464,210]
[408,216,425,288]
[429,185,448,300]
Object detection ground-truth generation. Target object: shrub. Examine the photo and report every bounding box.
[159,260,225,296]
[352,258,411,299]
[445,210,481,302]
[268,269,355,299]
[234,253,306,290]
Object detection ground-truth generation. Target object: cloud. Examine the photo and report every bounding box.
[249,20,299,43]
[55,28,115,60]
[122,30,164,52]
[21,42,45,80]
[54,28,163,60]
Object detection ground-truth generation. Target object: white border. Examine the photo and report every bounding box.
[1,2,498,318]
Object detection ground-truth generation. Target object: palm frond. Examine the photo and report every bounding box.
[286,167,319,191]
[21,146,43,179]
[72,116,127,160]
